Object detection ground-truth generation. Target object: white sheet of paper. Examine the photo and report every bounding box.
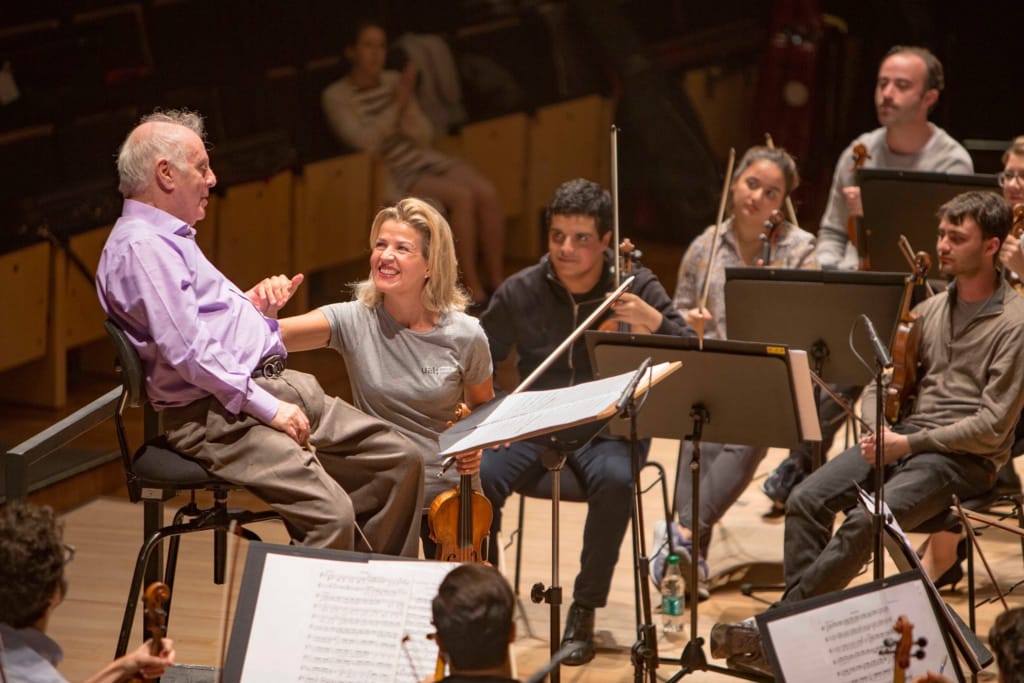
[439,362,677,456]
[238,555,457,682]
[764,577,958,682]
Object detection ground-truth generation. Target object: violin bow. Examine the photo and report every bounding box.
[764,133,799,227]
[808,369,874,435]
[610,125,621,288]
[697,147,736,350]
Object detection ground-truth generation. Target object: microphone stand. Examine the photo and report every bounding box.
[860,313,893,581]
[871,358,892,581]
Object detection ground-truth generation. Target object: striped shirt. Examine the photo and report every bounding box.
[322,70,455,195]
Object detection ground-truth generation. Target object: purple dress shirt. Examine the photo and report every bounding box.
[96,200,284,423]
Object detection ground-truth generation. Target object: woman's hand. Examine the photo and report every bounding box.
[455,449,482,475]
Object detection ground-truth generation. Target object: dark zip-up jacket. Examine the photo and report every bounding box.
[480,252,692,392]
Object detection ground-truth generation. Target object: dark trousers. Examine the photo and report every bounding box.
[782,434,995,603]
[480,436,649,609]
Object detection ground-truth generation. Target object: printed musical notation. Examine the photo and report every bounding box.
[238,555,458,682]
[760,574,955,682]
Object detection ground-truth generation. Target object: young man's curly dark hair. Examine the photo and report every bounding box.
[0,501,66,628]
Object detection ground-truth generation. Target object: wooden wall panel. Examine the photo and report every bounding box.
[215,170,293,290]
[0,242,50,372]
[293,152,373,274]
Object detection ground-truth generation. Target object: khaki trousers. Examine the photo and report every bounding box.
[161,370,424,557]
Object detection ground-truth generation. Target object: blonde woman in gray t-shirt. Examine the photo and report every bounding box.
[277,198,494,558]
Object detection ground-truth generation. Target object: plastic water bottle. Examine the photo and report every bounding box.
[660,554,685,638]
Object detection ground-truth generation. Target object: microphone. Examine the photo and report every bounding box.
[860,314,892,369]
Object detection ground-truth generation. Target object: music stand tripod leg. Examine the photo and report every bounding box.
[529,448,567,683]
[660,404,772,682]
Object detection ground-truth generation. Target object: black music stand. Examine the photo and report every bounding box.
[858,169,998,273]
[438,361,668,683]
[587,332,819,682]
[725,268,906,387]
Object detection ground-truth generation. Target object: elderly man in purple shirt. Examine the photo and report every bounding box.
[96,109,423,556]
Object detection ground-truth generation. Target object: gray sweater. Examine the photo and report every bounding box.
[862,278,1024,467]
[817,125,974,270]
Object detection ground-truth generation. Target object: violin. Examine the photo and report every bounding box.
[759,209,785,265]
[1007,204,1024,293]
[598,238,640,332]
[848,143,872,270]
[427,403,492,563]
[881,615,926,683]
[131,582,170,682]
[885,237,933,424]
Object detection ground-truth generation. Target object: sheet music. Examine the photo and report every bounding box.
[438,361,679,457]
[762,576,959,682]
[237,555,458,682]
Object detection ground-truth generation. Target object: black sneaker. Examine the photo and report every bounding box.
[710,617,762,660]
[761,458,807,506]
[562,602,596,666]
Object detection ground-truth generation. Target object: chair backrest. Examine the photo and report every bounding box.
[103,318,147,500]
[103,319,147,409]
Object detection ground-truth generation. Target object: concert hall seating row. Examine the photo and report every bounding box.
[0,94,614,409]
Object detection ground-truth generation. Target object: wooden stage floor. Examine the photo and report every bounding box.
[43,438,1022,682]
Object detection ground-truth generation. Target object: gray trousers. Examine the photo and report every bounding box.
[675,441,769,558]
[161,370,424,557]
[782,439,996,603]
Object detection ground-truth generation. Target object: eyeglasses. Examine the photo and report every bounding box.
[998,170,1024,187]
[63,543,76,566]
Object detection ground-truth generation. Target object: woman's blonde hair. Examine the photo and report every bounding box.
[353,197,469,312]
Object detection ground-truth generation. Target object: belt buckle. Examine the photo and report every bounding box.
[257,355,285,379]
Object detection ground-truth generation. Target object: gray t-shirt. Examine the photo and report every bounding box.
[817,124,974,270]
[320,301,492,504]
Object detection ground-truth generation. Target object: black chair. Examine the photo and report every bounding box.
[104,320,282,657]
[912,480,1024,634]
[510,458,672,597]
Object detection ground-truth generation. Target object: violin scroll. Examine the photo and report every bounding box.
[1012,203,1024,239]
[1008,205,1024,293]
[881,615,926,683]
[130,582,170,683]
